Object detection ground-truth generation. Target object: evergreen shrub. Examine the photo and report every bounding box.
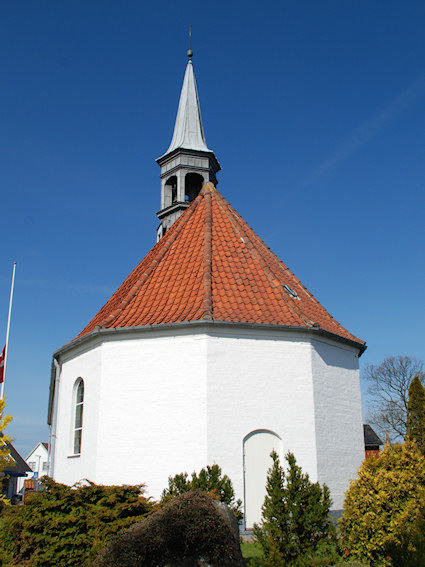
[162,463,243,520]
[94,490,245,567]
[254,451,336,566]
[340,440,425,566]
[406,375,425,453]
[0,477,152,566]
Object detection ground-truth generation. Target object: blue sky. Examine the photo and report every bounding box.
[1,1,425,456]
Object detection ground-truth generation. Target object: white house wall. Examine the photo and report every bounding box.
[311,339,364,510]
[16,443,49,493]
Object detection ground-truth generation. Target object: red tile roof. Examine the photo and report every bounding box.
[76,184,364,348]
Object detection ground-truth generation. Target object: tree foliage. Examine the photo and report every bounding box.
[406,375,425,453]
[365,355,425,441]
[254,451,335,566]
[161,463,243,521]
[0,398,13,474]
[94,490,245,567]
[340,440,425,566]
[0,477,152,566]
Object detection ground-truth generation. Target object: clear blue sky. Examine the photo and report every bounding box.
[1,1,425,456]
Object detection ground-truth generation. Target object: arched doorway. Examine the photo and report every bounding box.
[243,429,281,529]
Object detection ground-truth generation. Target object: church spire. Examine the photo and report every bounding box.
[164,55,211,155]
[156,50,220,241]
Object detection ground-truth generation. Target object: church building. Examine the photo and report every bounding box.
[47,51,366,529]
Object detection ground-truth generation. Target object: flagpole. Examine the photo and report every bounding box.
[1,262,16,399]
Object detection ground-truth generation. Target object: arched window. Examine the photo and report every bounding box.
[73,379,84,455]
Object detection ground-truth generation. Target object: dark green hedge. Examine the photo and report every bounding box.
[94,490,245,567]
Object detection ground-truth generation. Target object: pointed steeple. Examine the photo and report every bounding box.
[156,52,220,241]
[165,59,211,154]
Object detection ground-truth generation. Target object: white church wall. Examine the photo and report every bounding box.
[311,339,364,510]
[205,329,318,519]
[51,326,364,519]
[52,330,210,498]
[93,332,209,497]
[52,345,102,485]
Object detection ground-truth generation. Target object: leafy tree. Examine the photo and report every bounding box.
[0,477,152,566]
[340,440,425,566]
[94,490,245,567]
[254,451,335,566]
[365,355,425,441]
[162,463,243,520]
[0,398,13,474]
[406,375,425,453]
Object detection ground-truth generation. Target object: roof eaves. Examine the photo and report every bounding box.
[54,319,366,359]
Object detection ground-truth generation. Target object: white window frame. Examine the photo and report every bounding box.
[72,378,84,455]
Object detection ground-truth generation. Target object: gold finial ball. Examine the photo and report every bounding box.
[187,49,193,59]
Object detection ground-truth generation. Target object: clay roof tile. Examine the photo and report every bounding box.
[75,184,364,349]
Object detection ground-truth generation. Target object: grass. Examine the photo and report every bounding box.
[241,541,262,559]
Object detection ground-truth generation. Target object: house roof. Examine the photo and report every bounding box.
[363,424,383,447]
[25,441,49,461]
[75,183,365,349]
[1,438,32,476]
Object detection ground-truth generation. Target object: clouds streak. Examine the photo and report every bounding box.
[302,75,425,187]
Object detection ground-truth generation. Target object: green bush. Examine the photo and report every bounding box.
[333,563,370,566]
[254,451,336,566]
[94,490,245,567]
[162,463,243,520]
[340,441,425,566]
[0,477,152,566]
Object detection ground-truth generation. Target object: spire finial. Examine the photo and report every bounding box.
[187,25,193,59]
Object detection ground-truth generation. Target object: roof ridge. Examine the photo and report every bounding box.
[96,197,204,330]
[202,185,213,320]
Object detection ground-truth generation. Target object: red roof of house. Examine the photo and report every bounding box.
[76,184,364,348]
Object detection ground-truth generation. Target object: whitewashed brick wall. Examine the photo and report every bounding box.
[51,325,363,518]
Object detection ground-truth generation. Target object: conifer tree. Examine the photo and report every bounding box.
[161,463,243,520]
[406,375,425,454]
[254,451,334,566]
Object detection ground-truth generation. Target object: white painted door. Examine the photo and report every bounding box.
[243,430,281,529]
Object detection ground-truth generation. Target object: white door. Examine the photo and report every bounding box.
[243,430,281,529]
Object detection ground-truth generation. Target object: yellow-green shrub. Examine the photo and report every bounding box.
[340,441,425,566]
[0,477,152,566]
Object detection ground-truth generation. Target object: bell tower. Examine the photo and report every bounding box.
[156,50,220,240]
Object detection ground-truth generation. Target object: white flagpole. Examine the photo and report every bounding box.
[1,262,16,399]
